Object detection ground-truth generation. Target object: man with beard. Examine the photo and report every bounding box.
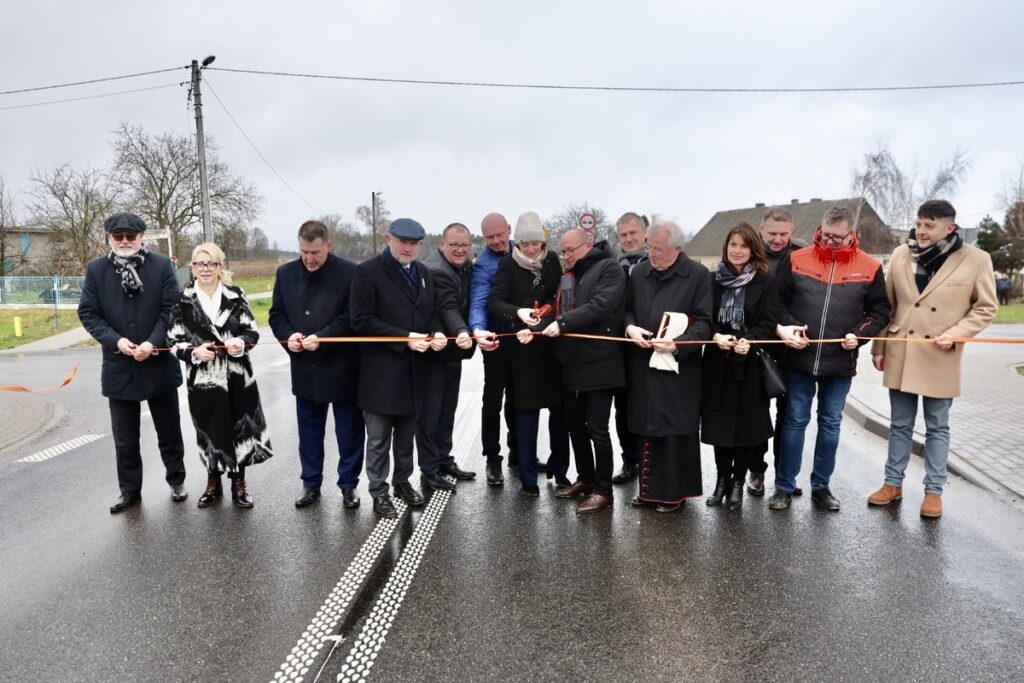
[78,212,187,513]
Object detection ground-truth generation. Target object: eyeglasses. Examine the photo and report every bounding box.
[649,245,678,255]
[110,232,139,242]
[444,242,471,251]
[820,231,852,243]
[192,261,220,271]
[559,243,585,258]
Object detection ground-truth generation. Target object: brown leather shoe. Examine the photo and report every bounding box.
[554,480,592,499]
[576,493,613,514]
[920,492,942,518]
[867,483,903,506]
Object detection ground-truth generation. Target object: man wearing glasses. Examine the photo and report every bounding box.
[418,223,478,488]
[78,212,187,513]
[770,206,890,512]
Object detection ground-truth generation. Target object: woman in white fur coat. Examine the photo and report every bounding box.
[168,242,273,508]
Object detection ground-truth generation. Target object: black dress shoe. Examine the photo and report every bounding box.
[342,488,360,509]
[295,487,321,508]
[768,490,793,510]
[612,463,638,484]
[393,482,425,507]
[423,472,456,492]
[631,496,654,507]
[439,463,477,480]
[536,459,547,472]
[521,484,540,497]
[746,472,765,497]
[486,461,504,487]
[373,493,398,519]
[109,493,140,514]
[811,487,841,511]
[794,486,804,497]
[170,484,188,502]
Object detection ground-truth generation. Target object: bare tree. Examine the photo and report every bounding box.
[28,165,118,274]
[0,176,27,275]
[247,227,269,259]
[355,196,391,253]
[322,213,373,262]
[546,202,614,243]
[997,159,1024,241]
[109,123,263,257]
[850,142,971,231]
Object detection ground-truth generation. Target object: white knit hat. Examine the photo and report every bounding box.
[514,211,546,242]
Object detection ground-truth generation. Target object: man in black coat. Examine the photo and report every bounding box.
[543,229,627,514]
[747,206,806,497]
[351,218,445,519]
[270,220,365,509]
[77,212,187,513]
[417,223,478,489]
[611,212,648,485]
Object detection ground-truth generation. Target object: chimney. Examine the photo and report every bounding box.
[754,202,765,208]
[790,198,800,204]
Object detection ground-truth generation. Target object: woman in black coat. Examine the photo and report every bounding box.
[168,243,273,508]
[701,223,779,511]
[487,216,571,496]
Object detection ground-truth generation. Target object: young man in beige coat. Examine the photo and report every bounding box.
[868,200,997,518]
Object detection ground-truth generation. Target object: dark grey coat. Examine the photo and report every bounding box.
[424,249,475,364]
[78,251,182,401]
[624,254,713,437]
[350,249,442,416]
[269,253,360,404]
[554,242,627,392]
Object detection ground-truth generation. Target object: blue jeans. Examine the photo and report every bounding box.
[296,396,366,490]
[775,368,852,493]
[515,408,570,487]
[884,389,952,494]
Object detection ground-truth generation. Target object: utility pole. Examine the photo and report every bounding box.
[191,56,216,242]
[371,191,381,253]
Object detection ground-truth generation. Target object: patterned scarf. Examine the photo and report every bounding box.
[908,228,962,293]
[715,261,756,331]
[108,244,148,294]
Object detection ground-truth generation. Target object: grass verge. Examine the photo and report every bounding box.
[994,302,1024,324]
[0,310,82,350]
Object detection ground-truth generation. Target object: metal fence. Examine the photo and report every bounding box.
[0,276,85,305]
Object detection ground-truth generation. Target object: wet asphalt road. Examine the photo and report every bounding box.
[1,341,1023,682]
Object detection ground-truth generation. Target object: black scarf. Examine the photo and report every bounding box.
[715,261,756,331]
[908,228,962,293]
[108,245,148,294]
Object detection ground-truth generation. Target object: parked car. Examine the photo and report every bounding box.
[38,283,82,303]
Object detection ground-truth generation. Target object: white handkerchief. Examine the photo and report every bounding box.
[648,312,689,373]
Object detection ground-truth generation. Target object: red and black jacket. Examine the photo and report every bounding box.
[776,227,891,377]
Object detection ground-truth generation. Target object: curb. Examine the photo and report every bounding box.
[0,393,66,462]
[843,393,1017,500]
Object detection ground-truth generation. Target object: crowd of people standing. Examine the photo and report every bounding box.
[78,198,997,521]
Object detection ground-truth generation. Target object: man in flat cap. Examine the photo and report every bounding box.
[78,212,187,513]
[350,218,446,518]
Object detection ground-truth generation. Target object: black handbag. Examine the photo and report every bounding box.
[757,348,787,399]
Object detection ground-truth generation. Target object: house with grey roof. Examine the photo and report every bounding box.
[686,197,898,269]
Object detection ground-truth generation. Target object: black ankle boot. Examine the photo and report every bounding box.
[197,476,222,508]
[727,478,744,511]
[231,478,253,509]
[706,476,729,506]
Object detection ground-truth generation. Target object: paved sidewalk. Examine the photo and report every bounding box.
[845,325,1024,500]
[0,325,92,355]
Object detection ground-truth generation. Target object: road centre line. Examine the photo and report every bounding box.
[17,433,106,463]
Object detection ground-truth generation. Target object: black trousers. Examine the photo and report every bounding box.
[109,390,186,496]
[612,386,638,467]
[481,346,516,462]
[749,393,789,475]
[417,360,462,474]
[564,389,615,496]
[715,445,758,481]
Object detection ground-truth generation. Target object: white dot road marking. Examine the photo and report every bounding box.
[17,433,106,463]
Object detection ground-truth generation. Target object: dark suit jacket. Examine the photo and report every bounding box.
[269,253,359,404]
[350,249,441,415]
[424,248,475,364]
[77,251,183,401]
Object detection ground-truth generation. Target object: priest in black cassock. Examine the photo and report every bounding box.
[623,221,712,512]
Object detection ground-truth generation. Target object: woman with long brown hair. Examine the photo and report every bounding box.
[701,222,779,511]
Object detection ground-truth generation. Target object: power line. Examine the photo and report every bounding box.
[202,77,326,215]
[207,66,1024,94]
[0,66,189,96]
[0,83,184,112]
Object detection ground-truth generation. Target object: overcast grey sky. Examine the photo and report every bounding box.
[2,0,1022,248]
